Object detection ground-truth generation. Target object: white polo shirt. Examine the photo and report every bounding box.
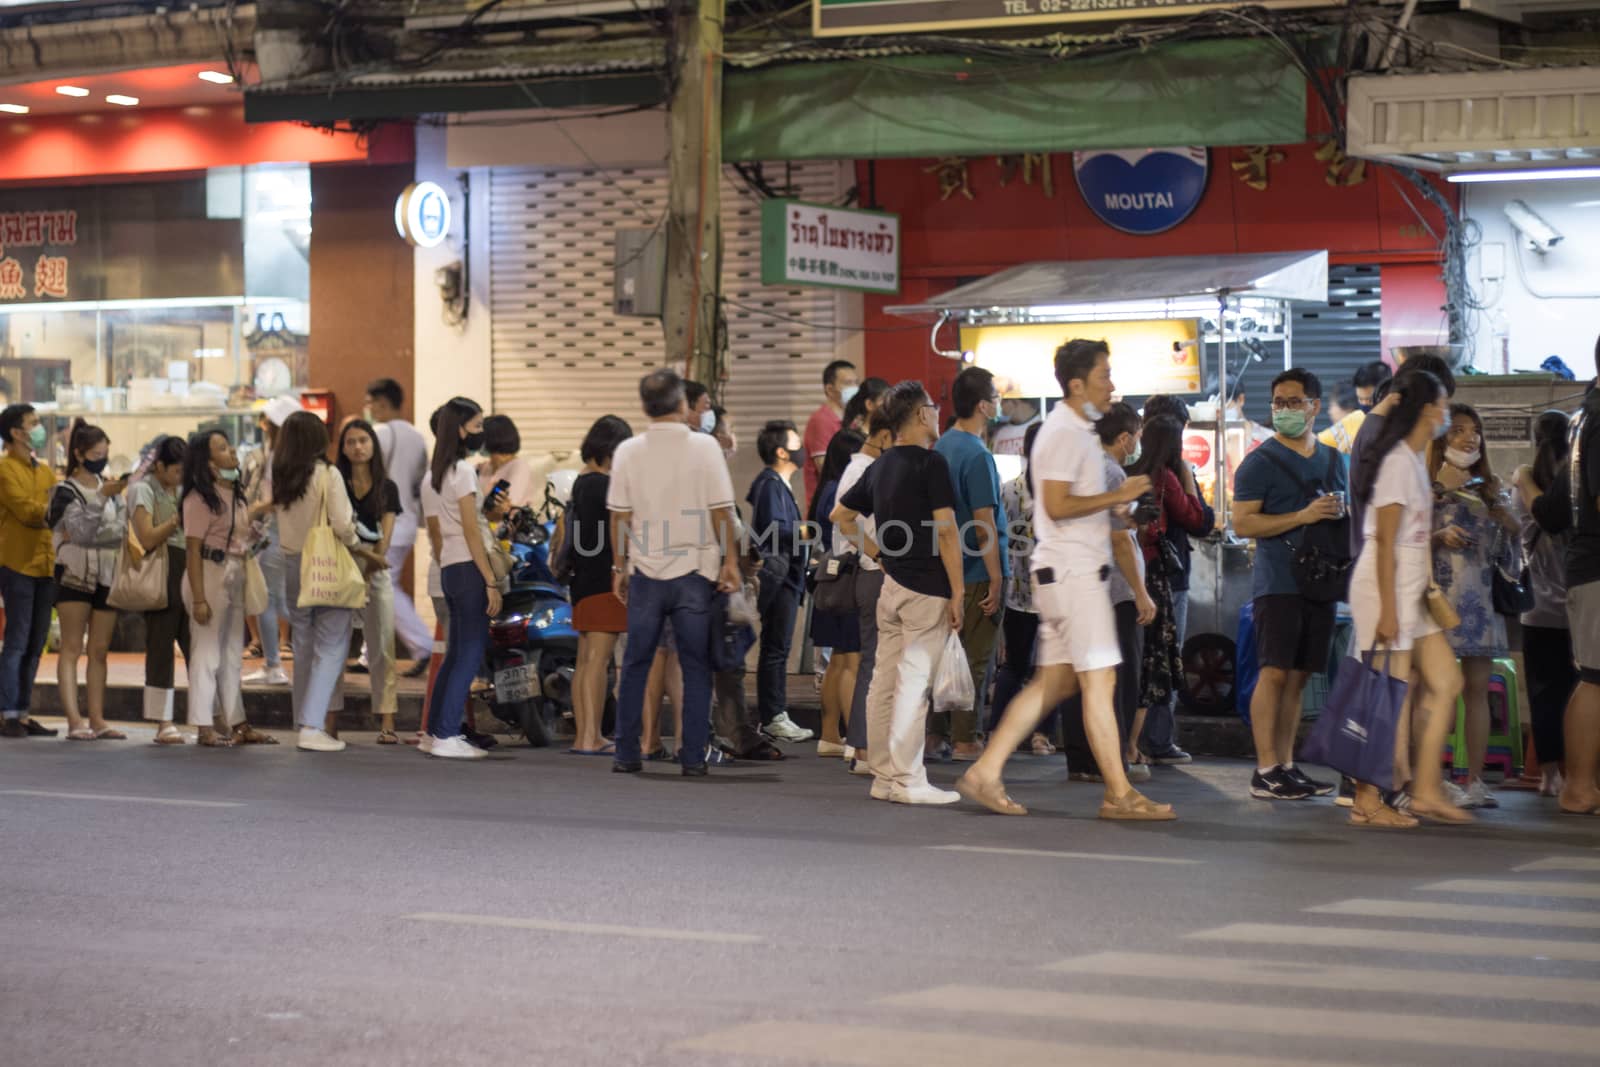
[607,419,736,582]
[1030,401,1112,578]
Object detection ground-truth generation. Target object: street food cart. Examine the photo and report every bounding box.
[887,250,1331,714]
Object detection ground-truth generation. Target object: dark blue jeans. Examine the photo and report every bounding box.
[429,562,490,740]
[757,580,800,726]
[616,572,715,767]
[0,567,55,719]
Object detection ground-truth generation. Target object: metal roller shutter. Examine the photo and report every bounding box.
[489,162,850,457]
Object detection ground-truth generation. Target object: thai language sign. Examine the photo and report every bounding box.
[760,199,900,295]
[813,0,1337,37]
[0,210,77,301]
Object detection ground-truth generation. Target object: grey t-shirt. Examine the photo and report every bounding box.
[127,477,185,550]
[1102,452,1140,606]
[375,418,428,547]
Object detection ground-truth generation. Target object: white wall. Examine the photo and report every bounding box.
[1465,179,1600,377]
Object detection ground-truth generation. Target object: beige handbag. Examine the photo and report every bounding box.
[244,555,269,616]
[297,467,368,610]
[107,519,167,612]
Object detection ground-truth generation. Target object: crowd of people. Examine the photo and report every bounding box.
[2,343,1597,824]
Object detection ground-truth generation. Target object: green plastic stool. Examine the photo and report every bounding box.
[1445,657,1522,778]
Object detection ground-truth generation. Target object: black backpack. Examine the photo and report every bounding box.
[1257,443,1353,603]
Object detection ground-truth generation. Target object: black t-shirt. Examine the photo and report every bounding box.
[343,474,402,541]
[840,445,957,599]
[569,470,615,602]
[1534,383,1600,587]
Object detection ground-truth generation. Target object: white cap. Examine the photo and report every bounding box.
[264,395,302,427]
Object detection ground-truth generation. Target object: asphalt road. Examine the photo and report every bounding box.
[2,721,1597,1067]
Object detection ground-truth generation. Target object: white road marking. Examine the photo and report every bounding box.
[926,844,1200,866]
[1419,878,1600,901]
[406,912,763,944]
[1308,898,1600,929]
[0,789,242,808]
[879,985,1600,1056]
[1188,922,1600,962]
[675,1021,1353,1067]
[1044,951,1600,1005]
[1514,856,1600,873]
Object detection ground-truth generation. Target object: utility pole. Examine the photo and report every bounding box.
[662,0,724,392]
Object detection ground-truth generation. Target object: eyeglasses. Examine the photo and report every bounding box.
[1270,397,1312,411]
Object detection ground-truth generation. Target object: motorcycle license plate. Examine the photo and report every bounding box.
[494,664,535,703]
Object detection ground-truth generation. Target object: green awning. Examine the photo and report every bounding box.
[723,38,1306,161]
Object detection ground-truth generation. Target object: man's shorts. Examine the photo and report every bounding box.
[1253,594,1338,673]
[1033,569,1121,673]
[1570,580,1600,682]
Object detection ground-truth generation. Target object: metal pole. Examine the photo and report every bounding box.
[1214,291,1230,626]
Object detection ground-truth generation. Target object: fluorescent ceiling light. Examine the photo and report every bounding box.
[0,103,29,114]
[55,86,90,98]
[197,70,234,85]
[1447,167,1600,184]
[105,94,139,107]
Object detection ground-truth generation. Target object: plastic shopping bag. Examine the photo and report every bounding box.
[932,630,975,714]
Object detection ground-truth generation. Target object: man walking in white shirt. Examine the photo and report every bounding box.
[955,340,1176,821]
[365,378,433,667]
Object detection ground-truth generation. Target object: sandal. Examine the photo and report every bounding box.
[153,725,186,746]
[644,746,675,762]
[1099,789,1177,822]
[196,731,235,748]
[231,724,279,745]
[1030,734,1056,757]
[94,727,127,741]
[956,773,1028,816]
[1349,803,1418,829]
[1408,796,1475,825]
[376,730,400,745]
[68,727,97,741]
[744,740,786,762]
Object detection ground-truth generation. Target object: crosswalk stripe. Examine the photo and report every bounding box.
[1043,952,1600,1005]
[878,985,1600,1056]
[675,1021,1356,1067]
[1514,856,1600,873]
[0,789,243,808]
[1308,898,1600,929]
[405,913,763,944]
[1187,922,1600,962]
[1419,878,1600,901]
[926,845,1200,866]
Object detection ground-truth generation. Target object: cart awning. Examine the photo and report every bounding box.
[887,251,1329,320]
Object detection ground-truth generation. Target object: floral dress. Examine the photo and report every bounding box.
[1431,485,1513,658]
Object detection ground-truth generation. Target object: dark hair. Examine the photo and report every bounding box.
[182,430,228,514]
[1132,414,1185,483]
[1393,353,1456,398]
[1330,382,1360,415]
[684,380,708,409]
[823,360,856,389]
[366,378,404,410]
[811,428,865,522]
[1094,401,1142,446]
[1054,339,1109,396]
[1142,394,1190,428]
[64,418,109,478]
[639,368,684,418]
[1531,409,1571,493]
[336,418,389,492]
[272,412,332,508]
[756,419,799,466]
[1430,402,1495,502]
[1,403,34,448]
[1271,368,1322,400]
[1352,371,1444,507]
[844,376,890,428]
[1352,360,1393,391]
[482,414,521,456]
[580,414,633,465]
[1022,419,1044,491]
[429,396,482,493]
[881,380,930,435]
[150,434,187,470]
[867,404,896,439]
[951,367,997,420]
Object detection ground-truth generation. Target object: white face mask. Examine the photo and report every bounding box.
[1444,446,1480,469]
[1122,440,1142,467]
[699,409,717,434]
[1081,401,1103,420]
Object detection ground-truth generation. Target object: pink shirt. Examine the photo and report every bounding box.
[802,403,843,511]
[183,483,248,557]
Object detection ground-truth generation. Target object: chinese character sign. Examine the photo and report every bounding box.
[760,200,900,295]
[0,209,76,301]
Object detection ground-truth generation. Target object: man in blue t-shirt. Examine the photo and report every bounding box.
[932,367,1010,762]
[1232,368,1347,802]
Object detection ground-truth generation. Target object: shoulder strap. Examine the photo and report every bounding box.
[1254,443,1321,505]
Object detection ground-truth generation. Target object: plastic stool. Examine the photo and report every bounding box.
[1445,657,1523,778]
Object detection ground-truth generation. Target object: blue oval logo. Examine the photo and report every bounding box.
[416,189,448,241]
[1073,148,1209,236]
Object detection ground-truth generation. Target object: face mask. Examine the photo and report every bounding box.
[840,385,859,408]
[699,410,717,434]
[1359,403,1374,415]
[27,424,47,451]
[1272,409,1309,438]
[1432,417,1449,441]
[218,467,241,483]
[82,457,108,475]
[362,406,374,423]
[462,431,486,453]
[1445,446,1480,469]
[1122,441,1142,467]
[1081,401,1102,420]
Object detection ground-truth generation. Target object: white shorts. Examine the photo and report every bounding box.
[1350,547,1441,653]
[1033,570,1121,673]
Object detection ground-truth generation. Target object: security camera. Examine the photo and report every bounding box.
[1505,199,1564,254]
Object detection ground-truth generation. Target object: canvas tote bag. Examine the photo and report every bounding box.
[296,466,368,610]
[107,505,168,612]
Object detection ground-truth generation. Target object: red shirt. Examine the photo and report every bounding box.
[802,403,843,510]
[1139,468,1209,562]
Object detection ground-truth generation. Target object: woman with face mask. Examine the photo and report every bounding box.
[131,434,192,742]
[1429,402,1521,810]
[49,419,129,740]
[0,403,62,739]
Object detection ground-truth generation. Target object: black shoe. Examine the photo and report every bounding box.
[1148,746,1193,766]
[1336,775,1356,808]
[1284,765,1335,797]
[1,719,26,739]
[612,760,643,774]
[681,763,708,777]
[401,659,430,679]
[1251,767,1315,800]
[22,718,57,737]
[345,661,369,675]
[465,730,498,751]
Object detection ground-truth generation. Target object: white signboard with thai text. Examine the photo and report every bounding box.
[761,199,900,295]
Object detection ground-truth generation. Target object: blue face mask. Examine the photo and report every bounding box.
[699,409,717,434]
[840,385,859,408]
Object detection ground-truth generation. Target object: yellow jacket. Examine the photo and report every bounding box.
[0,452,57,577]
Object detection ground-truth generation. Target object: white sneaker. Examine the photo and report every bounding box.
[1442,780,1472,808]
[1465,778,1499,809]
[1126,763,1152,784]
[430,735,487,760]
[817,739,847,758]
[765,713,814,743]
[890,784,962,806]
[849,756,873,776]
[869,779,893,801]
[297,728,346,753]
[418,734,434,755]
[243,667,290,686]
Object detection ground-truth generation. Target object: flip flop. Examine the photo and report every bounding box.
[567,744,617,756]
[1558,803,1600,816]
[1099,789,1177,822]
[94,728,127,740]
[153,726,186,746]
[67,728,97,741]
[955,773,1028,816]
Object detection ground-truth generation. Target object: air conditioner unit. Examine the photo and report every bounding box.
[614,227,665,318]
